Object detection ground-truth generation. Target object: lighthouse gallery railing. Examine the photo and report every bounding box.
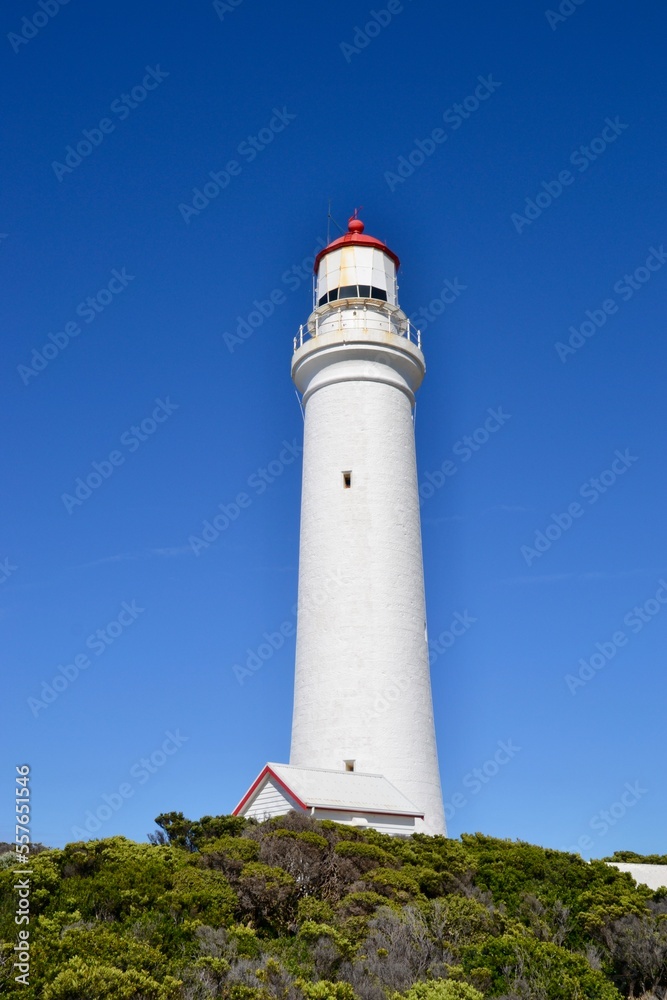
[294,301,422,352]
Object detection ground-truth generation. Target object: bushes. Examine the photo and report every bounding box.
[336,892,390,918]
[396,980,484,1000]
[202,837,260,863]
[603,911,667,997]
[42,959,182,1000]
[0,814,659,1000]
[150,812,247,851]
[237,862,298,932]
[461,935,624,1000]
[165,867,236,927]
[298,921,355,961]
[298,898,336,925]
[258,831,330,897]
[364,868,421,900]
[298,980,359,1000]
[335,842,398,871]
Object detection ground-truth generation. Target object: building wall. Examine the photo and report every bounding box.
[241,785,419,836]
[290,329,446,836]
[242,778,300,823]
[313,808,417,836]
[607,862,667,891]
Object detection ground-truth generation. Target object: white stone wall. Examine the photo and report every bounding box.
[289,327,446,836]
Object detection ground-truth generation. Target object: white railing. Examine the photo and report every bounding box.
[293,303,421,352]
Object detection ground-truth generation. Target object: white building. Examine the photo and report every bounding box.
[234,214,446,836]
[235,763,424,837]
[606,863,667,892]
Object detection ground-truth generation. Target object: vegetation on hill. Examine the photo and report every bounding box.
[602,852,667,866]
[1,812,666,1000]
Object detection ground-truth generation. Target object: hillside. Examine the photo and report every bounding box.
[1,812,666,1000]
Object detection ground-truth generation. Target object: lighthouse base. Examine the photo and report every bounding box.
[233,762,430,838]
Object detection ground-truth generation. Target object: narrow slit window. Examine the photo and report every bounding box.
[343,471,352,489]
[345,760,355,772]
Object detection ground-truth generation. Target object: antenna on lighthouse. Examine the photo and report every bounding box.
[326,200,345,243]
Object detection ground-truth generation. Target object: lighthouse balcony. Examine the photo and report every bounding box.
[294,299,422,352]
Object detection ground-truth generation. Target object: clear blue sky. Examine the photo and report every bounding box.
[2,0,666,857]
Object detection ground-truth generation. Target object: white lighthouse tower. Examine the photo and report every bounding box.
[234,214,446,836]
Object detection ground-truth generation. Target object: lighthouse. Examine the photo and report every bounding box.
[234,214,446,836]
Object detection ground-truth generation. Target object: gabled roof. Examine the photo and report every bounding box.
[233,762,423,818]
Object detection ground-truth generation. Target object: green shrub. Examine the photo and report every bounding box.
[364,867,420,898]
[335,841,396,868]
[336,890,390,917]
[202,836,260,862]
[297,897,335,925]
[298,979,359,1000]
[461,935,623,1000]
[42,957,181,1000]
[395,980,484,1000]
[298,921,354,959]
[237,863,297,932]
[164,867,236,926]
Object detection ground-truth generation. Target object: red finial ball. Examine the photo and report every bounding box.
[348,213,364,234]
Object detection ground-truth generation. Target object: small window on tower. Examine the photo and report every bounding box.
[345,760,355,772]
[343,471,352,488]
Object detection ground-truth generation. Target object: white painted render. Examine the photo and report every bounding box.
[607,863,667,891]
[289,261,446,836]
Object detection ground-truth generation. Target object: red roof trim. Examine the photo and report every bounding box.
[232,764,270,815]
[314,234,400,273]
[266,768,309,810]
[232,764,308,815]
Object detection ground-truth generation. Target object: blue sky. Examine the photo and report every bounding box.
[2,0,666,857]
